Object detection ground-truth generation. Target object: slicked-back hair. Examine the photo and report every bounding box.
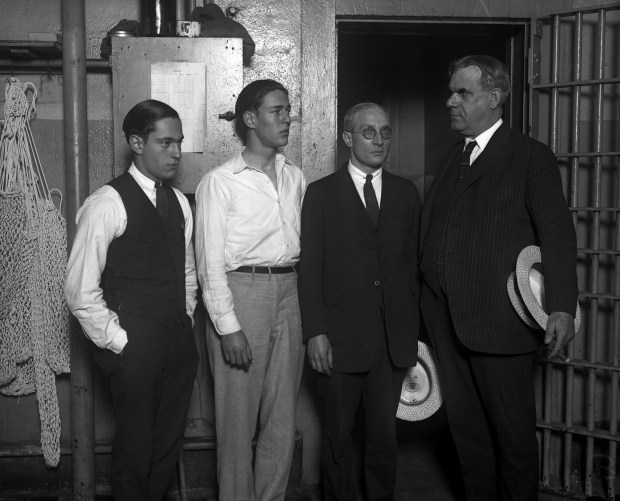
[343,102,388,132]
[234,79,288,145]
[122,99,180,144]
[448,55,511,105]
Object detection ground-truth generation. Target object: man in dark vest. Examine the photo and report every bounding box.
[66,100,199,500]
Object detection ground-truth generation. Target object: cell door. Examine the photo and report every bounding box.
[530,3,620,499]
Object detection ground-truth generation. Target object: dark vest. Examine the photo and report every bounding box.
[101,172,188,328]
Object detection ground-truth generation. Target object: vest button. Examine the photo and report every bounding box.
[374,280,380,286]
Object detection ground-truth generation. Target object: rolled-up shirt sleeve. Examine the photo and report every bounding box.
[65,188,128,354]
[195,173,241,335]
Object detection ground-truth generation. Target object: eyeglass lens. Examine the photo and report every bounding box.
[362,127,392,140]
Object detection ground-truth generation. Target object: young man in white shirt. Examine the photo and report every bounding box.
[65,100,199,501]
[195,79,306,501]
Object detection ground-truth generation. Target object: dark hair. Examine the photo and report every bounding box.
[343,102,388,131]
[448,55,511,105]
[122,99,180,144]
[234,79,288,144]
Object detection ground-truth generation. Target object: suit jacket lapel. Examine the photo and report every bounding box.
[335,164,376,242]
[378,171,396,245]
[454,123,511,197]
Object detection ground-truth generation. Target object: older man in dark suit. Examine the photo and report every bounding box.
[420,55,578,500]
[299,102,421,500]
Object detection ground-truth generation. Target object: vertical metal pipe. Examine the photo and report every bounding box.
[61,0,95,498]
[563,11,582,493]
[584,9,606,497]
[543,13,561,488]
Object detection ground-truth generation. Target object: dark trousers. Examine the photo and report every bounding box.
[316,327,406,501]
[421,284,538,501]
[93,311,199,501]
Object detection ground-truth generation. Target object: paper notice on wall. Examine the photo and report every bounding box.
[151,62,206,152]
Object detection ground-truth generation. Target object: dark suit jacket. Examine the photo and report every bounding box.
[298,165,421,373]
[420,123,578,354]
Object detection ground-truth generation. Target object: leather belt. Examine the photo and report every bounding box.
[235,265,297,274]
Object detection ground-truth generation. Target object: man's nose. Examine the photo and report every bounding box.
[281,110,291,124]
[170,142,181,158]
[372,133,384,145]
[446,93,458,107]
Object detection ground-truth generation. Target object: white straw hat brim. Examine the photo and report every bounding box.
[396,341,442,422]
[508,245,581,331]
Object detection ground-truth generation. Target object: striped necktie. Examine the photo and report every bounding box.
[459,140,478,179]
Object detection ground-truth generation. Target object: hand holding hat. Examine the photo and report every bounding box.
[544,311,575,361]
[507,245,580,361]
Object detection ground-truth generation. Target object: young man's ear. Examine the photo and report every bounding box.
[129,134,144,155]
[243,110,256,132]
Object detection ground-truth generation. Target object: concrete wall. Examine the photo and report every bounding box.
[0,0,616,494]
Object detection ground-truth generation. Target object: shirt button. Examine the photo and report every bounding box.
[374,280,380,286]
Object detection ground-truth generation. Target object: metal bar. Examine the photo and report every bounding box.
[532,77,620,89]
[541,14,562,488]
[551,12,562,484]
[556,152,620,158]
[563,11,582,490]
[533,2,620,18]
[572,209,620,214]
[609,89,620,501]
[0,58,110,72]
[61,0,95,499]
[584,9,607,496]
[537,422,620,442]
[540,358,620,372]
[579,292,620,300]
[529,18,542,138]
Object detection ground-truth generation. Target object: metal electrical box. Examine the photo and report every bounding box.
[111,37,243,193]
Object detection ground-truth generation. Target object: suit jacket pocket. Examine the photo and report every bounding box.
[323,289,343,306]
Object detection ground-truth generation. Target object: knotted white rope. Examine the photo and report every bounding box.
[0,77,70,468]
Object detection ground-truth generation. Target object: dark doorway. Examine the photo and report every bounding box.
[337,21,527,196]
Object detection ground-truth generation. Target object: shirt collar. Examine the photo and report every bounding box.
[467,118,503,150]
[348,161,382,180]
[129,163,159,191]
[232,151,287,175]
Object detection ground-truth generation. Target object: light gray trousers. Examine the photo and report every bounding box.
[206,271,304,501]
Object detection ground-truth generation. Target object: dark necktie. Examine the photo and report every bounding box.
[155,181,168,218]
[364,174,380,226]
[459,140,478,179]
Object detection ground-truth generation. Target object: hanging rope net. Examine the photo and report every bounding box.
[0,77,70,468]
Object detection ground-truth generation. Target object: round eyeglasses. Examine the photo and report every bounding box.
[348,127,393,140]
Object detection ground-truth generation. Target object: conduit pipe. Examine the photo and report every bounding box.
[61,0,95,499]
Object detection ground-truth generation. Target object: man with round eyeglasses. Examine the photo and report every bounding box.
[299,102,421,500]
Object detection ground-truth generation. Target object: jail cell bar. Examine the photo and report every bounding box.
[530,4,620,499]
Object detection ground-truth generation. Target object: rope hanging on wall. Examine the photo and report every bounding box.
[0,77,70,468]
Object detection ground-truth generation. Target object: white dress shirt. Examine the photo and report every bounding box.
[195,152,306,336]
[348,161,383,207]
[65,164,198,354]
[466,118,503,164]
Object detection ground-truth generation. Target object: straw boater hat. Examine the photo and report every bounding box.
[507,245,581,331]
[396,341,442,422]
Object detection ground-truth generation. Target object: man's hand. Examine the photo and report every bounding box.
[545,311,575,361]
[308,334,333,376]
[221,330,253,368]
